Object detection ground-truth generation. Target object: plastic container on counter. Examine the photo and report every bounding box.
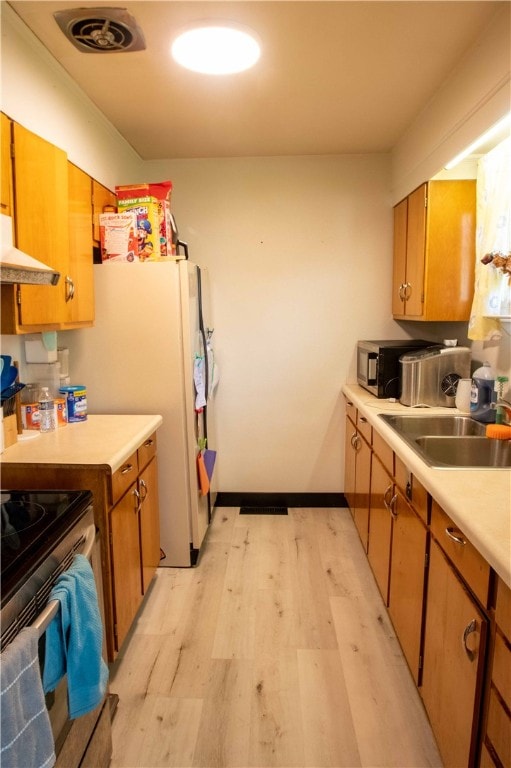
[59,385,87,423]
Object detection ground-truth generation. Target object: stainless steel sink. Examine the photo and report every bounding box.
[378,413,510,469]
[379,414,487,437]
[415,436,511,468]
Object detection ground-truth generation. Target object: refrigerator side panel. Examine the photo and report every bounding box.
[180,261,209,552]
[68,262,193,566]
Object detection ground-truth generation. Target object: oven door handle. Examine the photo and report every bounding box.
[31,524,96,638]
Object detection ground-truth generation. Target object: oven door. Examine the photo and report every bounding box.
[33,524,112,768]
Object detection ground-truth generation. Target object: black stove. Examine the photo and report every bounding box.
[1,489,93,609]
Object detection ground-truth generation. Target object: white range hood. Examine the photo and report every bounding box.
[0,215,60,286]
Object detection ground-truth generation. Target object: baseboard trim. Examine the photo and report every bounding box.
[215,492,347,508]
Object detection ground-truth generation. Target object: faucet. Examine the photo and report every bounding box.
[491,398,511,425]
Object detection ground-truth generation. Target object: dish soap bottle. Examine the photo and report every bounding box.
[470,362,496,423]
[38,387,55,432]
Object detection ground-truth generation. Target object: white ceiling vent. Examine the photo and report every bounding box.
[54,7,145,53]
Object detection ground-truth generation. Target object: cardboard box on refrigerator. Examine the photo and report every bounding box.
[99,212,139,262]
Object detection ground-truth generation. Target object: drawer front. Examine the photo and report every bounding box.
[111,451,138,505]
[394,456,428,524]
[496,577,511,640]
[492,630,511,712]
[138,431,157,472]
[486,687,511,768]
[344,396,357,423]
[430,501,490,608]
[356,412,372,444]
[372,430,393,476]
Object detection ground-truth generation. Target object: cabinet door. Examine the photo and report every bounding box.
[67,163,95,326]
[404,183,427,317]
[367,453,393,604]
[421,538,487,768]
[139,457,160,593]
[110,485,143,651]
[12,122,69,326]
[392,197,408,317]
[344,415,357,513]
[1,113,12,216]
[353,434,371,552]
[388,492,427,683]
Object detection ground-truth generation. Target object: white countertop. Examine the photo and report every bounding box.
[343,384,511,589]
[0,414,163,473]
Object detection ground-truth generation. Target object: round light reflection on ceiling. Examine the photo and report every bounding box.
[171,24,261,75]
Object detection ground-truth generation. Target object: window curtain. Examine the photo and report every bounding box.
[468,136,511,341]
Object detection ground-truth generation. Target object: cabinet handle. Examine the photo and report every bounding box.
[132,488,140,512]
[403,282,412,300]
[359,416,367,423]
[139,478,148,502]
[445,527,466,546]
[383,484,393,510]
[462,619,477,662]
[351,434,361,451]
[389,494,398,519]
[121,462,135,475]
[65,275,75,302]
[398,283,406,301]
[143,438,154,448]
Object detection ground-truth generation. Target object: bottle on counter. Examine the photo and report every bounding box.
[470,362,496,423]
[38,387,55,432]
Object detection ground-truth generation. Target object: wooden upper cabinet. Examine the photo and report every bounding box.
[11,122,69,328]
[1,113,12,216]
[392,180,476,321]
[1,121,96,333]
[68,162,95,326]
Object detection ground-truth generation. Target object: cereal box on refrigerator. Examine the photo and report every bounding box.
[116,181,179,260]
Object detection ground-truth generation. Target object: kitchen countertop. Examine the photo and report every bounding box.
[0,414,163,473]
[343,383,511,589]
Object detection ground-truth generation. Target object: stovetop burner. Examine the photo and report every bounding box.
[0,489,93,607]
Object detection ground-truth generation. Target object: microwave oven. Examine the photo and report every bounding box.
[357,339,433,398]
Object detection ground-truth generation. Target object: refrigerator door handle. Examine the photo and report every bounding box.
[177,240,189,259]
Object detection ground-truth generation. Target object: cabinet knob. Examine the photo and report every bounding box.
[65,275,75,302]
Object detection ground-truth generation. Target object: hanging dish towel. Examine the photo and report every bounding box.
[42,554,108,719]
[1,626,56,768]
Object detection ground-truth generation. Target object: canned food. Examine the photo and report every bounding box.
[59,385,87,422]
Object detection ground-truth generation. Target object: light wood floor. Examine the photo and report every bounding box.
[109,507,443,768]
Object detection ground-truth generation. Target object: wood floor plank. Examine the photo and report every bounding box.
[297,648,361,767]
[248,650,304,767]
[110,694,203,768]
[191,659,252,767]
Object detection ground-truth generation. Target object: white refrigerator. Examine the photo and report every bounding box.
[67,260,217,566]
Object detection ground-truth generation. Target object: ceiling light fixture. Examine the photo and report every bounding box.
[171,23,260,75]
[444,113,511,169]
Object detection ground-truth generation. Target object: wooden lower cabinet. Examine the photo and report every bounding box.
[421,538,488,768]
[110,483,143,651]
[388,491,427,684]
[367,452,393,604]
[343,410,371,551]
[139,457,161,592]
[343,414,357,512]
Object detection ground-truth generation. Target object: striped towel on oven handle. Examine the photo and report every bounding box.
[0,626,55,768]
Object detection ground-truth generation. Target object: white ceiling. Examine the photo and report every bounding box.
[6,1,504,160]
